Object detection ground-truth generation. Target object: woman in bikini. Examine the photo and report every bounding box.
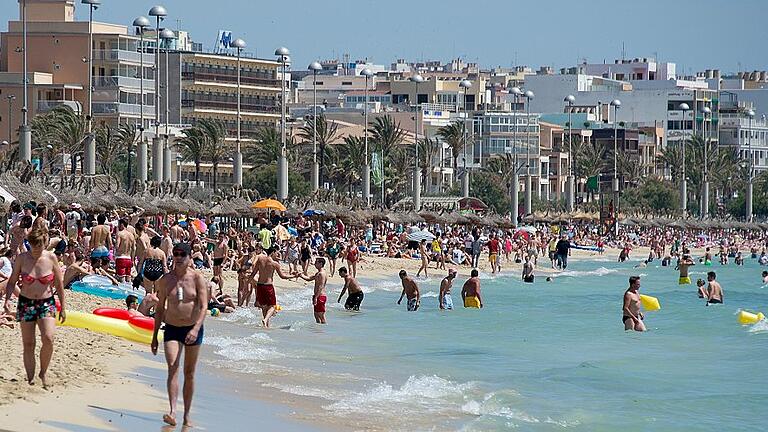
[346,240,360,278]
[3,228,66,387]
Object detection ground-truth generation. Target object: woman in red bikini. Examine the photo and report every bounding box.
[346,240,360,278]
[2,228,66,387]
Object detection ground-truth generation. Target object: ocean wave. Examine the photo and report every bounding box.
[461,390,580,427]
[748,320,768,333]
[206,333,284,362]
[554,267,619,278]
[276,287,316,312]
[218,307,266,326]
[325,375,475,414]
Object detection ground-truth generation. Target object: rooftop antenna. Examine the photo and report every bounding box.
[621,42,626,61]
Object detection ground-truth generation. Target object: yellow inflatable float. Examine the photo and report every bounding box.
[639,294,661,312]
[57,311,158,344]
[737,310,765,325]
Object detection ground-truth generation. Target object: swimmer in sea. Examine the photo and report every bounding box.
[461,269,483,308]
[677,254,695,285]
[696,279,707,298]
[397,270,420,311]
[439,269,456,310]
[296,257,329,324]
[705,271,723,305]
[337,266,364,311]
[622,276,646,332]
[762,270,768,285]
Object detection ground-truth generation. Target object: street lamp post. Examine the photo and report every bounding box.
[231,38,246,187]
[18,0,31,163]
[361,68,374,205]
[149,5,167,182]
[701,106,711,217]
[610,99,621,236]
[160,28,175,182]
[511,87,522,222]
[747,109,755,221]
[6,95,15,143]
[275,47,290,200]
[308,61,322,191]
[410,74,424,210]
[133,16,150,183]
[564,94,576,211]
[523,90,534,215]
[82,0,100,175]
[459,79,472,198]
[679,102,690,215]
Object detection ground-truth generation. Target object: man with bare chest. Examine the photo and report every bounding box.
[249,247,296,327]
[151,243,208,428]
[115,219,135,283]
[297,257,329,324]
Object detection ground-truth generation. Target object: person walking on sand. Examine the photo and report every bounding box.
[439,268,457,310]
[488,233,500,274]
[461,269,483,308]
[114,219,135,283]
[705,271,724,305]
[397,270,421,311]
[89,213,112,266]
[416,239,429,278]
[151,243,208,428]
[622,276,646,332]
[3,228,66,387]
[346,240,360,278]
[337,266,364,311]
[296,257,329,324]
[249,247,296,327]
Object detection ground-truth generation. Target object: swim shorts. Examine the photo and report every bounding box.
[523,275,535,283]
[489,254,497,265]
[16,295,56,322]
[442,294,453,310]
[314,295,327,313]
[91,246,109,259]
[163,323,204,346]
[407,297,419,312]
[707,298,723,304]
[212,257,224,267]
[256,283,277,306]
[344,292,364,311]
[464,296,481,309]
[115,256,132,277]
[679,276,692,285]
[622,315,643,324]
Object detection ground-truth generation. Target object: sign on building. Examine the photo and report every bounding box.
[215,30,233,52]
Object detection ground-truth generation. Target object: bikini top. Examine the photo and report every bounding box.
[21,272,55,285]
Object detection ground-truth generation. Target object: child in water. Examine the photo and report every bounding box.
[696,279,707,298]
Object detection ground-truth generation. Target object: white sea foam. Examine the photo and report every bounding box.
[460,390,580,427]
[276,287,315,312]
[748,319,768,333]
[325,375,475,414]
[206,333,283,362]
[554,267,619,278]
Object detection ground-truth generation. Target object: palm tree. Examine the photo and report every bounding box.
[436,120,470,173]
[198,119,230,191]
[616,151,643,188]
[298,114,340,185]
[44,106,88,174]
[485,153,517,214]
[243,126,301,171]
[417,137,440,192]
[177,126,208,186]
[660,143,685,182]
[386,146,412,204]
[335,135,366,196]
[369,115,407,204]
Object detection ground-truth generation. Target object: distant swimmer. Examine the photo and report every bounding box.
[677,254,695,285]
[696,279,707,298]
[762,270,768,285]
[337,266,364,311]
[522,256,535,283]
[622,276,646,332]
[439,269,457,310]
[705,271,724,305]
[397,270,420,311]
[461,269,483,309]
[296,257,328,324]
[704,247,713,266]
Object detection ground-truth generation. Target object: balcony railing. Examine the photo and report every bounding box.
[37,100,82,113]
[93,76,154,89]
[181,99,279,114]
[92,49,155,65]
[92,102,155,116]
[181,71,279,88]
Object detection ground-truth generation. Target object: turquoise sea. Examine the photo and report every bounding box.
[204,257,768,431]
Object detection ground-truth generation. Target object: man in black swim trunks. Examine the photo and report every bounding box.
[151,243,208,428]
[337,266,364,311]
[210,233,229,290]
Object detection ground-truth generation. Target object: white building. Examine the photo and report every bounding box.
[582,58,676,81]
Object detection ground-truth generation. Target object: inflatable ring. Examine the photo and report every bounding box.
[57,311,160,344]
[737,310,765,325]
[93,308,133,320]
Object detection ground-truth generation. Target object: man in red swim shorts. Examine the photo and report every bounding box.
[249,247,296,327]
[115,219,135,283]
[297,257,329,324]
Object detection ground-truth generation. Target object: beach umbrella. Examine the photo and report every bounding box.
[517,226,537,233]
[251,198,287,212]
[407,230,436,242]
[303,209,326,217]
[513,230,530,240]
[192,219,207,233]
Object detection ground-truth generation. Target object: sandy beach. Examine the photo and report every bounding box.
[0,247,654,431]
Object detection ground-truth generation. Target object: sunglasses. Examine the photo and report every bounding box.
[172,251,188,258]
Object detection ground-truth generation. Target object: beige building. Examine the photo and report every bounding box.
[0,0,155,145]
[389,74,487,111]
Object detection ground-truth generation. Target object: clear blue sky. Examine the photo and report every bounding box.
[4,0,767,73]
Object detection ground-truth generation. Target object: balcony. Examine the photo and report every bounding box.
[92,102,155,116]
[181,71,279,88]
[93,49,155,65]
[37,100,82,114]
[93,76,154,89]
[181,99,279,114]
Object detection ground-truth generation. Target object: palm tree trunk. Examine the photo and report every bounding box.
[319,143,326,187]
[195,159,201,186]
[213,162,218,191]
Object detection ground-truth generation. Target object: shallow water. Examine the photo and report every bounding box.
[205,258,768,431]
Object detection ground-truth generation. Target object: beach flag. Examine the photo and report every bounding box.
[372,152,383,185]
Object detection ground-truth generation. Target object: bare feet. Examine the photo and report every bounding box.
[183,416,193,428]
[39,372,48,389]
[163,413,177,426]
[261,319,268,328]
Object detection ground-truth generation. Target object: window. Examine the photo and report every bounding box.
[342,81,353,86]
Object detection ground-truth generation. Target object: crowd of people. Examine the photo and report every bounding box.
[3,198,768,425]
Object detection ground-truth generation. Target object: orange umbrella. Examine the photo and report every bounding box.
[251,199,287,212]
